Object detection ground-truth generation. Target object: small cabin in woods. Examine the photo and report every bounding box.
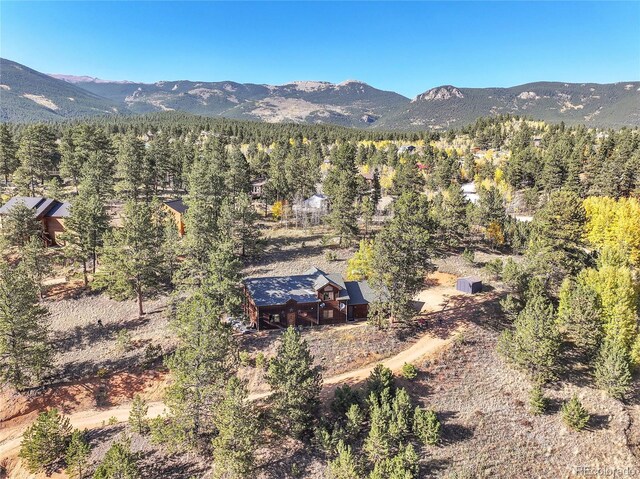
[0,196,70,245]
[163,199,187,236]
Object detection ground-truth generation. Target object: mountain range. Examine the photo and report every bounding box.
[1,58,639,129]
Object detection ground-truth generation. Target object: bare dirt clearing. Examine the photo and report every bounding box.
[404,323,640,478]
[243,225,353,278]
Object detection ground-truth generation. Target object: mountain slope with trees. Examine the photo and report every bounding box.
[1,58,638,128]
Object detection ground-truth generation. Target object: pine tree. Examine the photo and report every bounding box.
[327,440,361,479]
[437,184,469,244]
[388,388,413,442]
[557,278,603,358]
[594,337,632,399]
[476,185,506,229]
[179,158,226,285]
[14,124,58,196]
[561,396,590,431]
[226,147,252,197]
[345,403,365,438]
[128,395,149,434]
[218,193,261,257]
[528,385,547,415]
[21,236,51,298]
[201,240,243,317]
[163,292,239,446]
[93,437,140,479]
[211,377,259,479]
[366,364,395,399]
[93,200,168,317]
[266,327,322,438]
[60,125,112,192]
[2,201,41,247]
[364,393,392,463]
[413,407,440,445]
[0,261,52,389]
[19,409,72,473]
[79,151,115,202]
[62,188,110,283]
[498,290,560,384]
[114,133,147,201]
[0,123,18,185]
[370,192,434,323]
[65,430,90,479]
[526,190,587,290]
[324,143,360,245]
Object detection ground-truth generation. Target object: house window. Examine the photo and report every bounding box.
[270,314,281,323]
[323,291,334,301]
[323,309,334,319]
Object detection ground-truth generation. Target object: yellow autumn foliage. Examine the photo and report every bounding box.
[580,264,639,348]
[583,197,640,266]
[485,222,505,246]
[346,239,374,281]
[272,201,284,221]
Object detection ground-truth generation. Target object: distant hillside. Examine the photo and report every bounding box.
[0,59,124,122]
[374,83,640,130]
[50,76,409,127]
[2,59,639,128]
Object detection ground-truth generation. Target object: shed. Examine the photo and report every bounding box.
[456,276,483,294]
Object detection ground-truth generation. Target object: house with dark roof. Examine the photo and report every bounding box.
[243,267,379,330]
[0,196,71,245]
[163,199,187,236]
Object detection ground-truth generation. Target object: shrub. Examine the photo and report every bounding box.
[528,385,547,415]
[93,437,140,479]
[561,395,590,431]
[366,364,395,399]
[332,384,360,417]
[401,362,418,380]
[462,248,475,264]
[325,250,337,261]
[141,343,162,369]
[594,337,632,399]
[65,430,90,479]
[116,329,132,352]
[413,407,441,446]
[484,258,504,279]
[239,351,251,366]
[255,352,267,369]
[128,395,149,434]
[19,409,72,473]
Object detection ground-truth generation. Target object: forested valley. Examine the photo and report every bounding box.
[1,113,639,478]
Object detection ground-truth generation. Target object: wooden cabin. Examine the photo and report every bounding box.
[0,196,70,245]
[163,199,187,236]
[243,267,378,330]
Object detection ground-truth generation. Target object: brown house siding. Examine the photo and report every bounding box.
[43,217,65,245]
[243,274,371,330]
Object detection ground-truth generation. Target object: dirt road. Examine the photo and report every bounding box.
[0,325,460,462]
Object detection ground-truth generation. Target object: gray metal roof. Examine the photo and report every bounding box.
[245,274,321,306]
[0,197,70,218]
[457,276,482,284]
[245,267,379,307]
[345,280,379,305]
[164,199,188,214]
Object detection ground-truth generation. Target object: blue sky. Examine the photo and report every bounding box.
[1,1,638,97]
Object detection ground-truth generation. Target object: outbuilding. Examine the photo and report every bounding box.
[456,276,483,294]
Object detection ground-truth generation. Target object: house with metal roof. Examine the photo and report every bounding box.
[243,266,379,330]
[0,196,71,245]
[163,198,187,236]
